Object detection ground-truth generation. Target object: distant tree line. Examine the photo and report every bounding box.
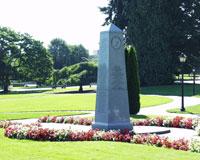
[47,38,96,92]
[0,27,91,93]
[101,0,200,86]
[48,38,89,69]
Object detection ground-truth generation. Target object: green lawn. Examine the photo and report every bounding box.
[140,95,172,107]
[167,104,200,114]
[141,84,200,96]
[0,129,199,160]
[175,74,197,80]
[0,93,172,120]
[46,85,96,93]
[0,93,172,112]
[130,114,169,120]
[0,111,87,121]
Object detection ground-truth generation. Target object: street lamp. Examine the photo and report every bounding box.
[179,53,187,112]
[192,68,196,96]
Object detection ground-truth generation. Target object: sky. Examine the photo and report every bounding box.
[0,0,108,54]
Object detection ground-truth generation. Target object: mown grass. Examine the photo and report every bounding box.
[167,105,200,114]
[140,95,172,107]
[0,129,199,160]
[0,94,95,113]
[0,111,87,121]
[46,85,96,93]
[130,114,169,120]
[0,85,173,120]
[0,93,171,112]
[0,93,172,112]
[141,84,200,96]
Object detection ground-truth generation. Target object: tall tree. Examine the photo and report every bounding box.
[0,27,21,92]
[0,27,53,92]
[127,0,180,85]
[101,0,200,85]
[48,39,89,69]
[69,44,89,65]
[48,38,71,69]
[18,34,53,85]
[125,46,140,114]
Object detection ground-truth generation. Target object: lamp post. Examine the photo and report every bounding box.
[179,53,187,112]
[192,68,196,96]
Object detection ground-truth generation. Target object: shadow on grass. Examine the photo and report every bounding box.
[53,90,96,94]
[141,84,200,96]
[130,115,151,119]
[167,108,200,115]
[0,90,49,95]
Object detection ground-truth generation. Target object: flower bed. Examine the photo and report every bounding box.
[38,116,92,126]
[190,137,200,153]
[38,116,200,130]
[133,116,199,129]
[196,126,200,136]
[4,123,191,152]
[0,121,20,128]
[132,134,189,151]
[5,124,132,142]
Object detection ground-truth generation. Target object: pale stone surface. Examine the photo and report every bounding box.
[92,23,132,130]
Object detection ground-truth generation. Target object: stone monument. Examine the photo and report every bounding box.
[92,23,133,130]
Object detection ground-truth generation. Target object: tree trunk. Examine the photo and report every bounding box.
[3,83,9,93]
[79,84,83,93]
[3,76,10,93]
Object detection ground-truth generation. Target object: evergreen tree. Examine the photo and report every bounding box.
[101,0,200,85]
[125,46,140,114]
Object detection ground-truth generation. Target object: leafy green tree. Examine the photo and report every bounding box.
[48,39,89,69]
[56,62,97,92]
[0,27,53,92]
[179,0,200,70]
[125,46,140,114]
[0,27,21,92]
[48,38,71,69]
[18,34,53,86]
[69,45,89,65]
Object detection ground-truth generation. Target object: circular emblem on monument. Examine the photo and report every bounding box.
[111,36,122,49]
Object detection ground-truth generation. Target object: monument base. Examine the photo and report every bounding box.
[92,122,133,131]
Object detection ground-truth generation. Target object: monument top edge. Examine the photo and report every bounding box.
[101,23,122,33]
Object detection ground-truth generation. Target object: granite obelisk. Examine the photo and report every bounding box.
[92,24,132,130]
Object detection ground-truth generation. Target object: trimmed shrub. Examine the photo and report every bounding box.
[125,46,140,114]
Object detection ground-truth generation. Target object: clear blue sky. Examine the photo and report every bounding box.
[0,0,108,54]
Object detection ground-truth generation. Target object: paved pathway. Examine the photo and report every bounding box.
[138,95,200,118]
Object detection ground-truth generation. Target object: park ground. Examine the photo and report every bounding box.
[0,84,200,160]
